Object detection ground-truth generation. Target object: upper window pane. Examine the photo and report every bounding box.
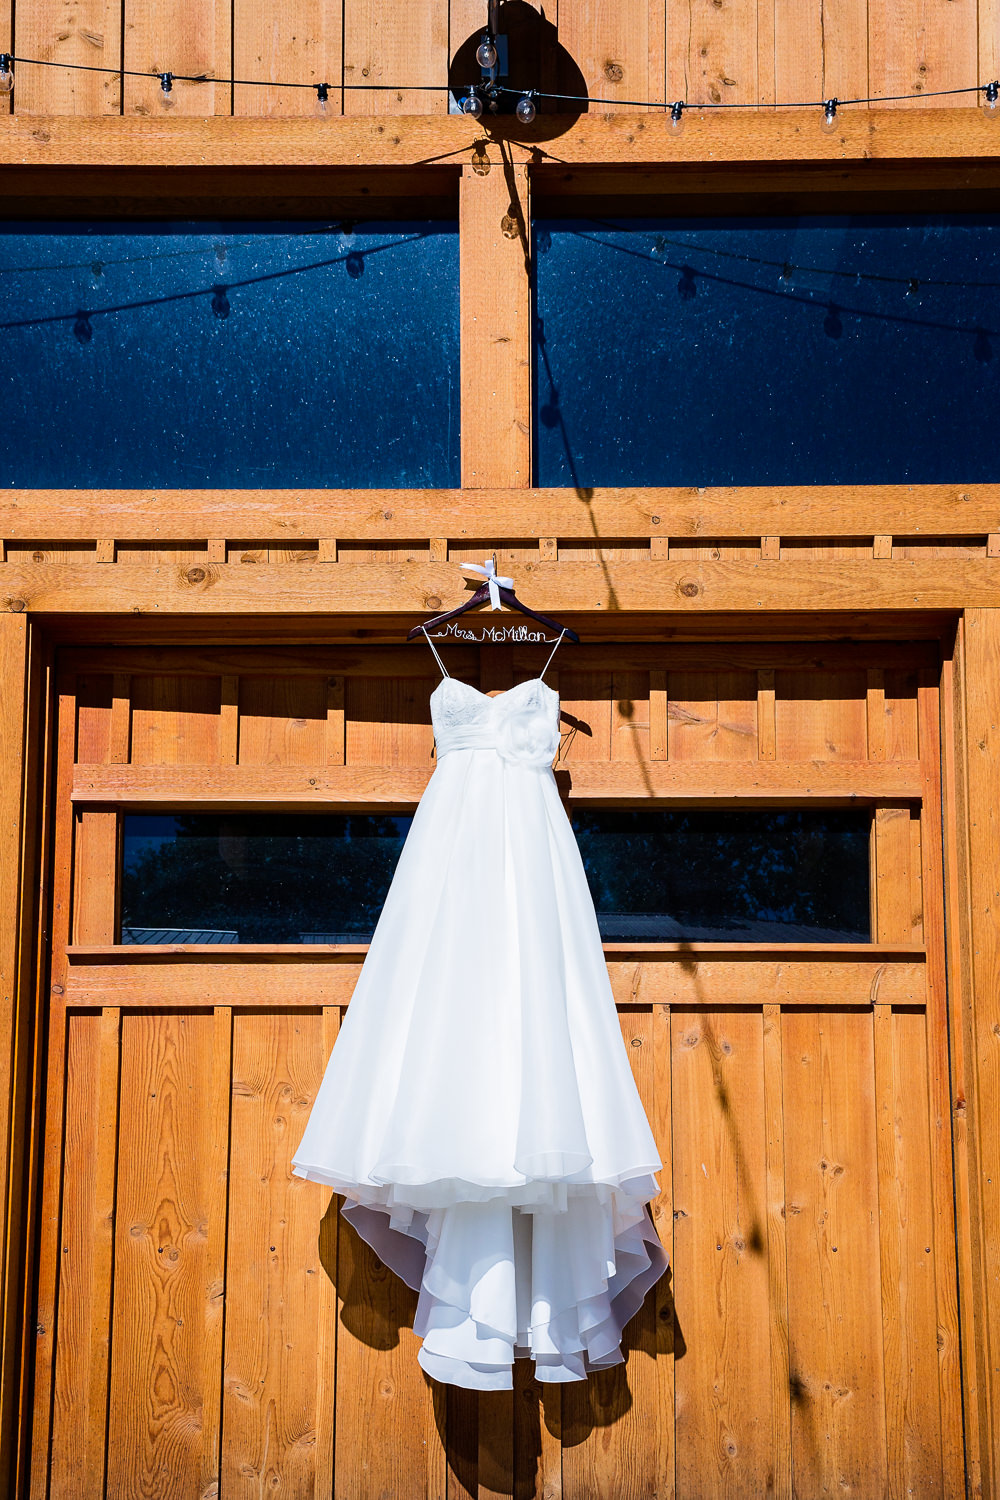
[1,221,459,487]
[535,215,1000,486]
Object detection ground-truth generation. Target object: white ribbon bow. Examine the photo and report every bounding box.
[462,558,514,611]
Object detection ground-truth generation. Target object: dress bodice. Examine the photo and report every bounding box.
[431,676,561,768]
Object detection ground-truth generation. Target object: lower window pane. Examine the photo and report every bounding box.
[121,807,871,945]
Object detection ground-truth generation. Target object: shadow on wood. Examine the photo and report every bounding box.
[449,1,589,140]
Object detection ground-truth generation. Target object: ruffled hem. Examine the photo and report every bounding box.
[294,1169,668,1391]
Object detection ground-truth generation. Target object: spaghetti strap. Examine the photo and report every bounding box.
[421,626,451,679]
[539,628,567,683]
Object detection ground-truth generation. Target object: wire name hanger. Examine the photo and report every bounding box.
[406,556,580,644]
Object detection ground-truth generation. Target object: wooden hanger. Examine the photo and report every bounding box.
[406,556,580,642]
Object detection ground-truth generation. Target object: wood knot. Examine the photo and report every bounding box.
[425,596,442,609]
[604,61,624,83]
[186,567,206,584]
[6,598,26,613]
[677,579,701,599]
[31,550,45,563]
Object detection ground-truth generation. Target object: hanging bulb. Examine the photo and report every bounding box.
[211,286,230,319]
[462,91,483,119]
[670,100,685,132]
[906,277,920,298]
[315,81,330,116]
[515,92,536,124]
[159,72,175,108]
[73,311,93,344]
[476,35,498,71]
[983,80,999,115]
[822,97,838,132]
[0,55,13,93]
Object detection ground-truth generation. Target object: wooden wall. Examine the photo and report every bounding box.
[2,0,996,118]
[28,638,964,1498]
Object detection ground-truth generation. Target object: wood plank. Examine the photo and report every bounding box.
[783,1009,888,1496]
[560,0,652,112]
[222,1010,329,1495]
[70,757,926,805]
[763,1003,791,1500]
[869,0,978,109]
[106,1012,222,1496]
[326,675,345,765]
[14,0,121,114]
[874,806,916,943]
[938,625,988,1500]
[233,0,343,116]
[72,809,118,944]
[202,1006,232,1499]
[667,670,757,762]
[563,1007,668,1498]
[4,486,1000,543]
[649,669,668,760]
[668,0,759,108]
[772,0,868,115]
[122,0,230,117]
[237,674,327,766]
[48,1007,120,1500]
[460,162,531,488]
[758,668,776,760]
[6,557,1000,617]
[343,0,448,115]
[314,1007,340,1500]
[10,107,1000,168]
[0,612,27,1483]
[671,1008,771,1493]
[63,952,928,1011]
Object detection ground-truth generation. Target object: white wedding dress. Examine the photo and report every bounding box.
[292,633,667,1390]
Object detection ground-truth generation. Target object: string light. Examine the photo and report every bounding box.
[462,91,484,119]
[3,52,999,115]
[822,97,838,131]
[476,35,498,71]
[670,100,685,131]
[159,72,174,109]
[515,92,537,124]
[315,81,330,116]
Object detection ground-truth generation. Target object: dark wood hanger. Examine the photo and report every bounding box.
[406,571,580,643]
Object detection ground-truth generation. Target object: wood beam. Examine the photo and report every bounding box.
[0,558,998,615]
[951,607,1000,1500]
[4,108,1000,171]
[460,161,532,487]
[1,486,999,541]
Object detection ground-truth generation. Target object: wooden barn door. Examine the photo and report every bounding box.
[29,639,964,1499]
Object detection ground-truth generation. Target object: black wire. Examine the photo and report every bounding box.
[4,52,995,108]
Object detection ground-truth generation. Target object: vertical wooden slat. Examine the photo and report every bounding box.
[757,668,776,761]
[874,807,914,943]
[869,0,978,108]
[667,0,759,107]
[671,1009,771,1495]
[48,1008,120,1500]
[430,538,449,563]
[539,538,558,563]
[940,624,987,1500]
[867,668,887,760]
[773,0,868,108]
[763,1002,791,1500]
[478,1390,514,1500]
[72,810,118,944]
[15,0,122,114]
[326,676,346,766]
[783,1010,889,1497]
[234,0,343,115]
[916,668,967,1499]
[649,669,668,760]
[460,162,532,489]
[107,1012,221,1497]
[874,534,893,559]
[223,1010,328,1495]
[0,613,27,1485]
[201,1006,233,1500]
[314,1007,340,1500]
[109,673,132,764]
[123,0,230,116]
[343,0,448,114]
[611,671,649,762]
[30,677,76,1500]
[318,539,338,563]
[652,1001,675,1500]
[761,535,780,561]
[560,0,651,111]
[219,674,239,765]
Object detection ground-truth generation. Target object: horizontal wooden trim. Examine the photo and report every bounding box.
[3,559,999,615]
[58,638,941,676]
[60,946,926,1009]
[70,760,924,805]
[65,941,925,958]
[2,487,998,541]
[3,110,1000,171]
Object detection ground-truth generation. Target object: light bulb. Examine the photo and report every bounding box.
[983,80,999,114]
[462,92,483,119]
[315,82,330,116]
[515,93,536,124]
[822,97,838,131]
[476,36,498,71]
[670,100,685,132]
[159,71,175,108]
[0,55,13,93]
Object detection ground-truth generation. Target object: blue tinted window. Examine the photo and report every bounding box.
[535,215,1000,486]
[121,807,869,945]
[1,221,459,486]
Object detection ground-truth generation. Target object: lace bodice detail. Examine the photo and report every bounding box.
[431,677,561,767]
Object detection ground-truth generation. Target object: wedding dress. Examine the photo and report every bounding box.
[292,630,667,1390]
